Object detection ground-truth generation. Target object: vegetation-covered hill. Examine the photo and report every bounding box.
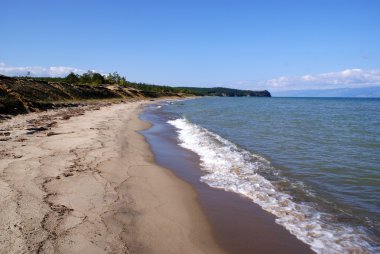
[30,71,271,97]
[175,87,271,97]
[127,83,270,97]
[0,71,271,115]
[0,75,182,115]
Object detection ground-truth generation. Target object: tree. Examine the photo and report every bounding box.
[106,72,122,84]
[119,76,128,86]
[91,72,105,85]
[65,72,79,84]
[79,71,94,84]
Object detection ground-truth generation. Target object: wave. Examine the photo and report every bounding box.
[167,118,378,254]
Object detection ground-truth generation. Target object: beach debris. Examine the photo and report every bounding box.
[46,132,59,136]
[63,172,74,177]
[46,121,58,128]
[50,204,74,216]
[61,114,71,120]
[15,138,28,142]
[26,126,48,134]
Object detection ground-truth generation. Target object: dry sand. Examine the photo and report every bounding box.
[0,101,225,254]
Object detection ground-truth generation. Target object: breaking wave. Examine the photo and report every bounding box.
[168,118,378,254]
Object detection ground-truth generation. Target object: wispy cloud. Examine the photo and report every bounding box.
[230,69,380,91]
[0,62,85,77]
[2,62,379,92]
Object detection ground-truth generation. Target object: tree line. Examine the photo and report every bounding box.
[22,71,271,97]
[64,71,194,94]
[64,71,127,85]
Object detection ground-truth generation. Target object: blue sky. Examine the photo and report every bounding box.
[1,0,380,92]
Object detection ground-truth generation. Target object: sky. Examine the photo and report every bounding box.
[1,0,380,92]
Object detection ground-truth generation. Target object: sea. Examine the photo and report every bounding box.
[145,97,380,254]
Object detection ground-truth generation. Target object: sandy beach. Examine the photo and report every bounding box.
[0,101,225,254]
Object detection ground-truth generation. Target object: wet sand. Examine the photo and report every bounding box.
[140,105,315,254]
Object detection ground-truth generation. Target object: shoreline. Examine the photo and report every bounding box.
[0,100,224,253]
[140,103,314,254]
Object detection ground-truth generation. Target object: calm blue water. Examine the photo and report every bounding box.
[161,97,380,253]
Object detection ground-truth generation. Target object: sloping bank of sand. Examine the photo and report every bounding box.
[0,101,225,254]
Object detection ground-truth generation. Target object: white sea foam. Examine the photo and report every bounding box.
[168,118,378,254]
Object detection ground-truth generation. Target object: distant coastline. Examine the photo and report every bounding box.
[0,74,271,116]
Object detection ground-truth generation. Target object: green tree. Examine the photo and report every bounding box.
[92,72,105,85]
[106,72,122,84]
[119,76,128,86]
[65,72,79,84]
[79,71,94,84]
